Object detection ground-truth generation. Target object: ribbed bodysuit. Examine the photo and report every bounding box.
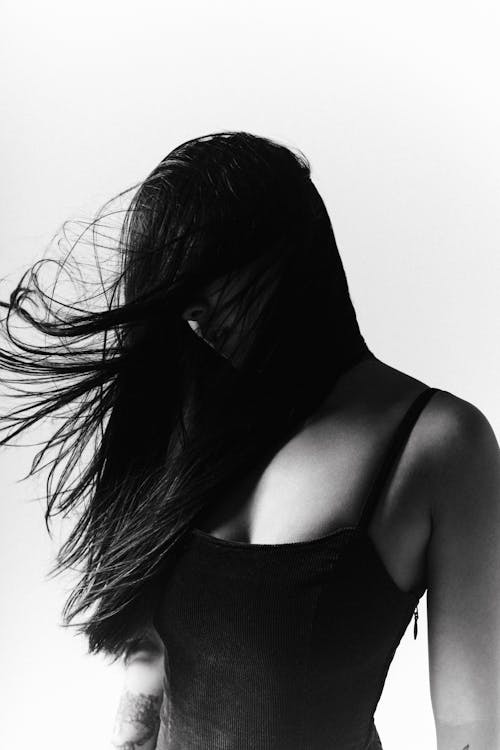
[154,386,441,749]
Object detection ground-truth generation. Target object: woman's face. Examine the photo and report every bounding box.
[181,257,279,368]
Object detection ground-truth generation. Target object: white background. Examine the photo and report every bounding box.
[1,1,499,748]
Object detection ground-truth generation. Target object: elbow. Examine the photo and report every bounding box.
[435,717,500,750]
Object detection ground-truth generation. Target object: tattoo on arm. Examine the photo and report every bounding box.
[112,690,163,748]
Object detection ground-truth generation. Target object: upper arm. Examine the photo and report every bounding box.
[122,624,166,705]
[111,625,166,748]
[426,393,500,747]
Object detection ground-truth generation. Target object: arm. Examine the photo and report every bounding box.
[426,394,500,750]
[110,625,166,750]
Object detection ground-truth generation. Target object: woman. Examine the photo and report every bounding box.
[1,131,498,750]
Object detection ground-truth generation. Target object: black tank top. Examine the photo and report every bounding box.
[154,386,440,750]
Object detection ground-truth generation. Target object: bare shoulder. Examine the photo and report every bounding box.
[416,388,500,518]
[360,359,498,470]
[420,387,496,445]
[347,359,499,518]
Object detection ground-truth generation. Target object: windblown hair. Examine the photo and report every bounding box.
[0,131,371,661]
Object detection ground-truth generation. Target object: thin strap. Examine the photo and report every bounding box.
[357,387,441,530]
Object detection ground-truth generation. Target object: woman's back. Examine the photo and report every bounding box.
[153,356,445,749]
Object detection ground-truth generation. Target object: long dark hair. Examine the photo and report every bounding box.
[0,131,372,661]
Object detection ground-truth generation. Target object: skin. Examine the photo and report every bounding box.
[112,272,500,749]
[111,627,165,750]
[111,689,162,748]
[425,397,500,750]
